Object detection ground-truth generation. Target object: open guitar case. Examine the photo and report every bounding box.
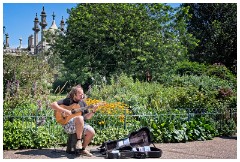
[98,127,162,159]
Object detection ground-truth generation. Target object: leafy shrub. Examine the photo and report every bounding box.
[3,53,54,112]
[3,119,67,150]
[174,61,207,76]
[3,120,36,150]
[149,111,218,143]
[89,73,236,114]
[206,63,236,84]
[91,127,131,145]
[185,117,217,141]
[172,61,236,87]
[218,118,237,136]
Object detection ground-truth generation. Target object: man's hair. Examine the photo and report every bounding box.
[67,85,83,99]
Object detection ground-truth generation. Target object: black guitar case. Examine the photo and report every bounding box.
[98,127,162,159]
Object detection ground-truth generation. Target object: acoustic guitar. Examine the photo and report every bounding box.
[55,102,105,125]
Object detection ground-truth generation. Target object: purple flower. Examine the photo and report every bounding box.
[37,100,42,111]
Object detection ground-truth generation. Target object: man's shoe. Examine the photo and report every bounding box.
[81,149,93,157]
[75,140,82,150]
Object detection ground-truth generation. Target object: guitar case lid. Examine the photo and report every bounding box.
[104,127,152,151]
[100,127,162,158]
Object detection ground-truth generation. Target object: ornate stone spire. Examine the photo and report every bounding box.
[32,13,40,54]
[40,6,47,29]
[32,13,40,32]
[60,16,65,32]
[40,6,47,52]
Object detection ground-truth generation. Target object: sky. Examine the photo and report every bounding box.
[2,2,181,48]
[3,3,78,48]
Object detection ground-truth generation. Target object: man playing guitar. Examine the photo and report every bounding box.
[50,85,100,157]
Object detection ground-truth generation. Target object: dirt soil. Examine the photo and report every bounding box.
[3,136,237,159]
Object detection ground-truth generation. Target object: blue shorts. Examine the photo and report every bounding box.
[63,117,93,135]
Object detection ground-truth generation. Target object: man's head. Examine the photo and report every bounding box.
[68,85,85,102]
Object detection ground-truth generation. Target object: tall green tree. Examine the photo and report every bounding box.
[53,3,198,85]
[182,3,237,74]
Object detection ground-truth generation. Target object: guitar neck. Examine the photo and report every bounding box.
[71,105,94,114]
[71,101,105,114]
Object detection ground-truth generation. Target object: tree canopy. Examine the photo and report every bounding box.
[52,3,198,85]
[182,3,237,74]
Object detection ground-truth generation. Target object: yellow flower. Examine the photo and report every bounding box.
[119,115,125,123]
[86,98,130,115]
[98,121,105,125]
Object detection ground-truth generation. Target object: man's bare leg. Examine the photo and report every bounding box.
[82,128,95,148]
[74,116,84,149]
[82,127,95,156]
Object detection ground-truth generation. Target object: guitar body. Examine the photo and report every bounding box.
[54,101,105,125]
[55,103,82,125]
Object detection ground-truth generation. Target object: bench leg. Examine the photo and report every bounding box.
[66,133,77,154]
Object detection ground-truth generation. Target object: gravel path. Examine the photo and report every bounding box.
[3,136,237,159]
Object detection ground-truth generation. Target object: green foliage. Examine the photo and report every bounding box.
[206,63,236,84]
[174,60,207,76]
[185,117,217,141]
[3,54,54,92]
[183,3,237,74]
[149,109,188,143]
[88,73,236,143]
[3,54,54,111]
[51,77,71,94]
[3,119,67,150]
[3,120,35,150]
[89,73,236,112]
[149,110,217,143]
[218,118,237,137]
[172,61,236,85]
[91,127,130,145]
[52,3,198,84]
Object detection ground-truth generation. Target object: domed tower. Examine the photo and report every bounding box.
[32,13,40,54]
[49,12,58,32]
[46,12,58,49]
